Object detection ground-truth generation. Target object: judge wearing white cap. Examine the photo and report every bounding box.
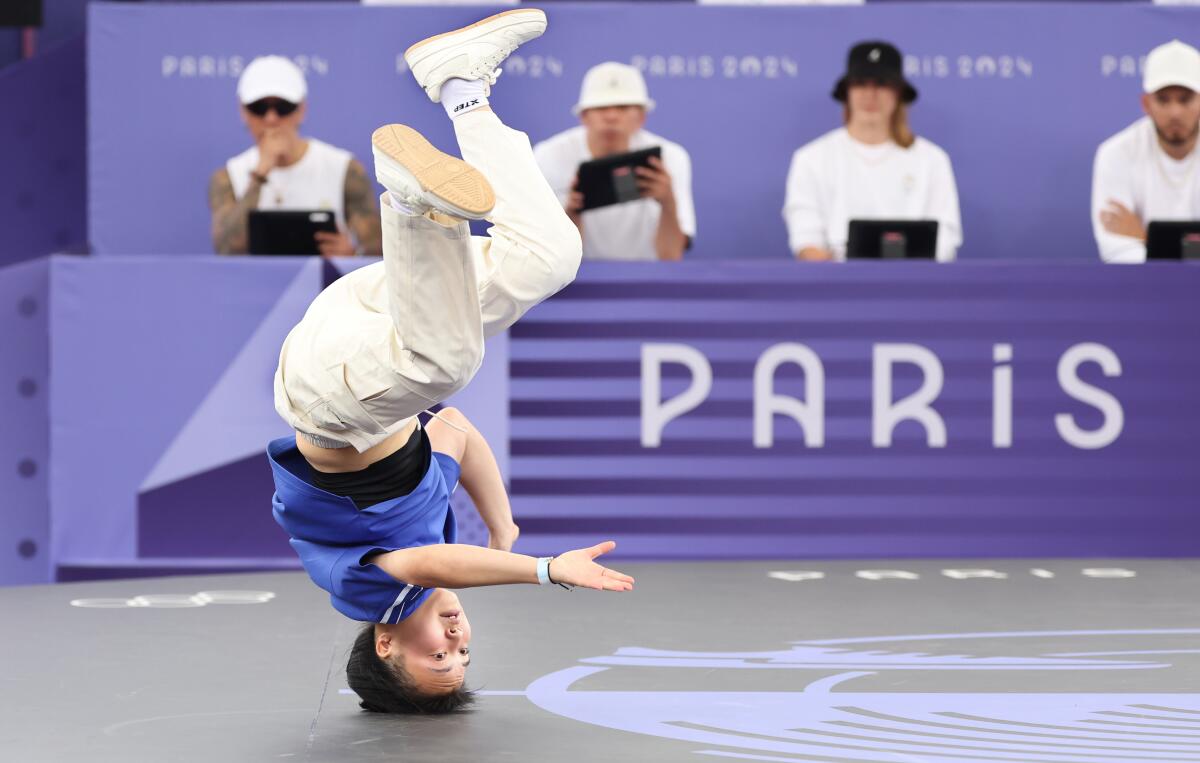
[208,55,381,257]
[533,62,695,261]
[1092,40,1200,263]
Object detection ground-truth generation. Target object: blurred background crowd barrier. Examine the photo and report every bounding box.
[89,2,1197,261]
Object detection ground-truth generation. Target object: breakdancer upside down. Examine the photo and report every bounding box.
[266,9,634,714]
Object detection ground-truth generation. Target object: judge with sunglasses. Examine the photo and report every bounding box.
[208,56,382,257]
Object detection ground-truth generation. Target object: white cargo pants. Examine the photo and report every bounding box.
[274,110,582,452]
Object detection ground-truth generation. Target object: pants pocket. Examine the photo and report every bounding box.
[313,363,389,436]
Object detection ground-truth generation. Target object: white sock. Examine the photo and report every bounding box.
[441,78,489,119]
[387,192,422,216]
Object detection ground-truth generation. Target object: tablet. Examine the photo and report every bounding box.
[846,219,939,260]
[1146,221,1200,261]
[247,210,338,256]
[577,147,662,211]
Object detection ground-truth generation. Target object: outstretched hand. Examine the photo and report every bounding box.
[549,541,634,592]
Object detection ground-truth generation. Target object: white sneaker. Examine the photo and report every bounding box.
[371,124,495,220]
[404,8,547,103]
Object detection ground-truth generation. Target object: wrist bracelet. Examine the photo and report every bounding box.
[536,557,553,585]
[537,556,574,590]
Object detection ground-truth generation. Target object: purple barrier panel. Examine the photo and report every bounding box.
[0,258,51,585]
[49,256,508,568]
[133,258,336,558]
[50,256,312,565]
[507,260,1200,559]
[0,36,85,266]
[89,2,1199,261]
[44,258,1200,566]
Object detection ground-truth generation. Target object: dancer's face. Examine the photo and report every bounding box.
[377,588,472,694]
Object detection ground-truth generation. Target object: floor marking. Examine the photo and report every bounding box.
[803,672,875,694]
[306,621,344,753]
[103,709,309,735]
[478,690,528,696]
[802,629,1200,646]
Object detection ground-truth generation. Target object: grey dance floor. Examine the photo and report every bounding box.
[3,560,1199,762]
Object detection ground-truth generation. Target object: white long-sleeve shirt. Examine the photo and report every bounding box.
[1091,116,1200,264]
[782,127,962,262]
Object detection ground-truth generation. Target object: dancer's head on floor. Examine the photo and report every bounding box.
[346,588,475,713]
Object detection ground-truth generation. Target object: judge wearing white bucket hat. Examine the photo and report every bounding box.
[534,62,695,261]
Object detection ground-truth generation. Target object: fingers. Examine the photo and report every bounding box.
[1106,200,1131,215]
[634,166,664,179]
[587,576,632,592]
[602,579,633,592]
[601,567,635,584]
[636,181,660,197]
[588,540,617,558]
[315,232,352,257]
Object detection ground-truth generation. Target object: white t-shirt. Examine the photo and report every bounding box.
[226,137,353,229]
[533,126,696,261]
[1091,116,1200,264]
[782,127,963,262]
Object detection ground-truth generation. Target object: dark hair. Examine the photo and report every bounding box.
[346,624,475,714]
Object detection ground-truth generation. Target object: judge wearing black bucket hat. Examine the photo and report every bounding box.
[782,40,962,262]
[833,41,918,105]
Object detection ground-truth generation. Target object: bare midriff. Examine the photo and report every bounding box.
[296,418,419,474]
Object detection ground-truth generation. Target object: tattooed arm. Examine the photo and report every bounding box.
[343,159,382,258]
[209,167,264,255]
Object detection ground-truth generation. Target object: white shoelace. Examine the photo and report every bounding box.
[422,408,469,433]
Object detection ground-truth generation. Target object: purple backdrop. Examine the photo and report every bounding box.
[89,2,1200,261]
[43,259,1200,579]
[0,259,51,584]
[0,36,85,265]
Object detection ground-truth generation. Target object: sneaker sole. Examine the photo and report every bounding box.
[403,8,546,67]
[371,124,495,219]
